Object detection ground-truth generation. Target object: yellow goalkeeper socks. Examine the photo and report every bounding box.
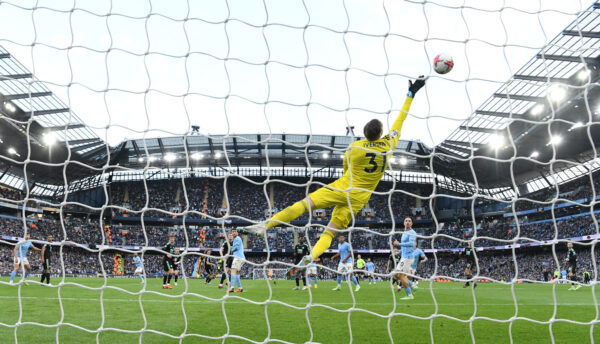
[312,230,336,259]
[267,200,308,229]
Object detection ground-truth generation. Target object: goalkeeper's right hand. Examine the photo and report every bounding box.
[407,75,426,98]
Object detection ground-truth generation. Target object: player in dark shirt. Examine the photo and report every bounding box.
[583,271,591,284]
[219,233,234,289]
[173,248,182,286]
[460,241,477,289]
[203,249,217,284]
[40,235,53,285]
[565,242,580,290]
[162,235,176,289]
[293,237,310,290]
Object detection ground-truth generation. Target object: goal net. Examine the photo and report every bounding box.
[0,0,599,343]
[252,268,290,281]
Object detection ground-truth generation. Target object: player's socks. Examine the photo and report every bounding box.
[40,273,46,284]
[24,270,29,279]
[405,287,412,296]
[312,230,335,259]
[302,277,307,286]
[267,200,308,229]
[137,274,144,281]
[163,275,168,286]
[174,275,179,283]
[167,274,173,285]
[351,276,359,286]
[10,270,17,282]
[337,275,342,285]
[295,277,300,287]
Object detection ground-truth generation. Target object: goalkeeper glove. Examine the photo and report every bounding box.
[407,75,426,98]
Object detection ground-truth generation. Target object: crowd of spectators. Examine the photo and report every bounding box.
[2,241,598,282]
[108,178,430,223]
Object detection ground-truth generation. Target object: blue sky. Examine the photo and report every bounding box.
[0,0,593,146]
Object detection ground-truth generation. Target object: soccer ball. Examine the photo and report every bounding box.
[433,54,454,74]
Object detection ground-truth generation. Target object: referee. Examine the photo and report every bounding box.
[40,235,53,285]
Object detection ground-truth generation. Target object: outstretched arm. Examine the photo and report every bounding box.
[388,76,425,150]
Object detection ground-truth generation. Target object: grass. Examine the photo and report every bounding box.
[0,277,599,343]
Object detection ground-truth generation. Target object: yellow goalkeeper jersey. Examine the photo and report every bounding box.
[337,96,413,191]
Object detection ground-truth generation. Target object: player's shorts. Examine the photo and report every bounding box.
[225,257,233,269]
[135,267,143,274]
[163,259,173,272]
[43,259,51,270]
[308,180,372,229]
[232,258,245,271]
[337,262,353,274]
[568,265,577,274]
[206,265,214,274]
[395,258,414,274]
[14,257,29,266]
[307,266,318,275]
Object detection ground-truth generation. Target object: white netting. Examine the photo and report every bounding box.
[252,268,288,281]
[0,0,599,343]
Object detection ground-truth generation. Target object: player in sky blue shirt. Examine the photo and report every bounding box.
[365,258,376,284]
[230,228,245,292]
[133,253,144,282]
[411,248,426,272]
[232,232,245,259]
[11,233,40,284]
[331,235,360,291]
[393,218,417,299]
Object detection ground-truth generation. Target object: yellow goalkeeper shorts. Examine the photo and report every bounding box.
[308,180,371,229]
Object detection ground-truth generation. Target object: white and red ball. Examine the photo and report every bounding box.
[433,54,454,74]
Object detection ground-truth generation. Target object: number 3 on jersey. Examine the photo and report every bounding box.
[364,153,387,173]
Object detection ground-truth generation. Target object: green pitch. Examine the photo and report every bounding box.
[0,277,598,343]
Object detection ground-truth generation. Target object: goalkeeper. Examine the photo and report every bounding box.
[246,76,426,266]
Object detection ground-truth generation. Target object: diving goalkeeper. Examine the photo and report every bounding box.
[245,76,426,265]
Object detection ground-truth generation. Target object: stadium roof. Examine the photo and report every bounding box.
[0,46,124,190]
[121,134,431,170]
[434,1,600,190]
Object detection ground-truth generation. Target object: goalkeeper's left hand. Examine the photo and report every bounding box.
[407,75,426,98]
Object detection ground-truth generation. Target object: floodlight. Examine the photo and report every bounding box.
[138,157,144,162]
[577,69,590,81]
[215,152,222,159]
[42,133,57,146]
[399,157,408,165]
[322,152,329,159]
[7,147,17,155]
[530,104,544,116]
[4,102,16,113]
[488,134,504,149]
[549,136,562,145]
[530,151,539,158]
[548,85,566,103]
[164,153,176,162]
[191,152,203,160]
